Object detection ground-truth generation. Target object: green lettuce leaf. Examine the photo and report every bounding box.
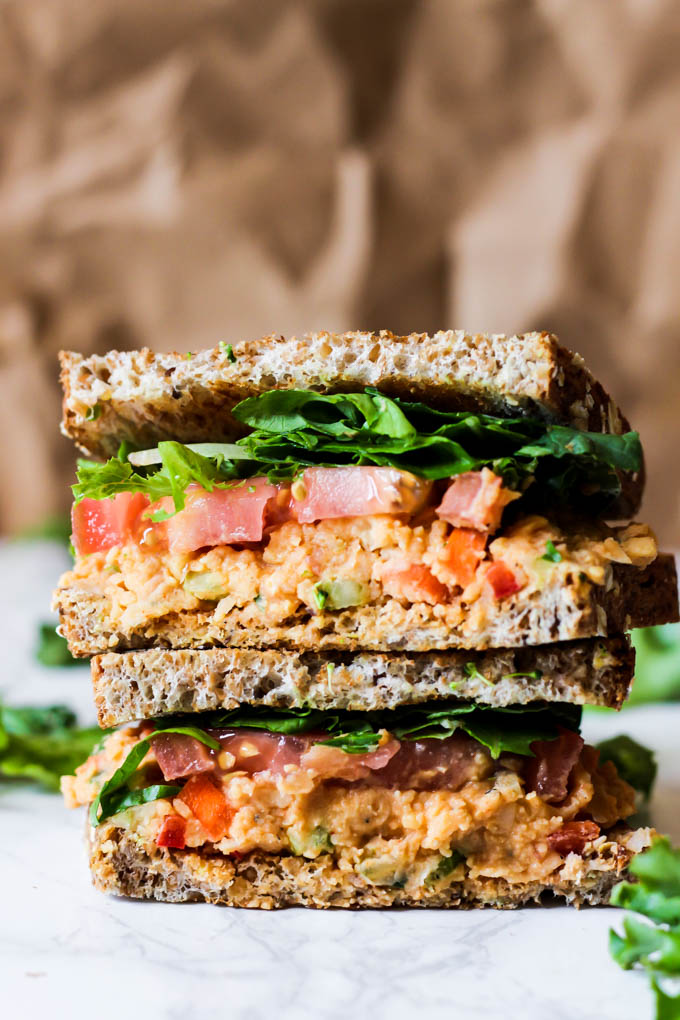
[610,838,680,1016]
[73,441,242,518]
[0,702,104,792]
[90,725,221,826]
[35,622,80,667]
[72,389,642,518]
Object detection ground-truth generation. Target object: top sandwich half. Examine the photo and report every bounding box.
[54,330,678,659]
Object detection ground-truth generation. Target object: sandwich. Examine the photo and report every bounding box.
[57,329,679,909]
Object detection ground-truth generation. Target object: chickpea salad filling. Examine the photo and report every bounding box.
[63,703,654,893]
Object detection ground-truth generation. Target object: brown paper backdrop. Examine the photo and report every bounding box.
[0,0,679,541]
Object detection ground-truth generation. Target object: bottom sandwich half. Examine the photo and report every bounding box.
[64,700,655,909]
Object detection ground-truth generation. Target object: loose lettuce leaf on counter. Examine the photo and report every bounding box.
[0,702,103,792]
[35,622,80,667]
[72,389,642,517]
[610,839,680,1018]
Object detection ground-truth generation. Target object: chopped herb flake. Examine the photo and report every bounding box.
[463,662,493,686]
[541,540,563,563]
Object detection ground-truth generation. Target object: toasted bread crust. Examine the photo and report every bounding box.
[88,824,648,910]
[55,554,678,658]
[91,638,633,727]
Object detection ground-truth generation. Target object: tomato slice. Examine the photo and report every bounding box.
[178,774,233,841]
[444,528,487,587]
[164,478,278,553]
[152,733,216,781]
[436,469,516,532]
[525,728,584,802]
[71,491,150,554]
[292,467,432,523]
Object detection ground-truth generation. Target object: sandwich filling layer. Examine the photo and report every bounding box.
[59,511,657,642]
[64,704,639,895]
[58,388,653,652]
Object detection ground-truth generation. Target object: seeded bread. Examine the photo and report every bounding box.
[91,638,634,727]
[88,823,650,910]
[55,553,678,658]
[60,330,631,451]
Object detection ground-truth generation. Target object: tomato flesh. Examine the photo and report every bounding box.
[71,492,150,555]
[292,467,432,523]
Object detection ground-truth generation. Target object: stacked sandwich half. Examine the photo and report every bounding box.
[58,330,679,909]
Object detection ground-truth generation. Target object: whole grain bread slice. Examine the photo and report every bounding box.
[55,553,678,658]
[91,638,633,727]
[60,330,632,454]
[88,823,651,910]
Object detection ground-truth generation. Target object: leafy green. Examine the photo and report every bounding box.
[73,441,243,520]
[35,622,81,667]
[72,388,642,518]
[155,701,581,759]
[90,726,220,826]
[629,624,680,706]
[501,670,543,682]
[610,838,680,1017]
[597,735,657,799]
[652,978,680,1020]
[0,702,103,792]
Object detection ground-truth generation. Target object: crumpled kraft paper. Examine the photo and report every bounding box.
[0,0,677,543]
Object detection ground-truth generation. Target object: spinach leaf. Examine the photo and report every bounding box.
[90,726,220,826]
[35,622,80,667]
[72,388,642,519]
[0,702,103,792]
[154,701,581,759]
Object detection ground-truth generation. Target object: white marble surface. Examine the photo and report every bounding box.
[2,541,678,1020]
